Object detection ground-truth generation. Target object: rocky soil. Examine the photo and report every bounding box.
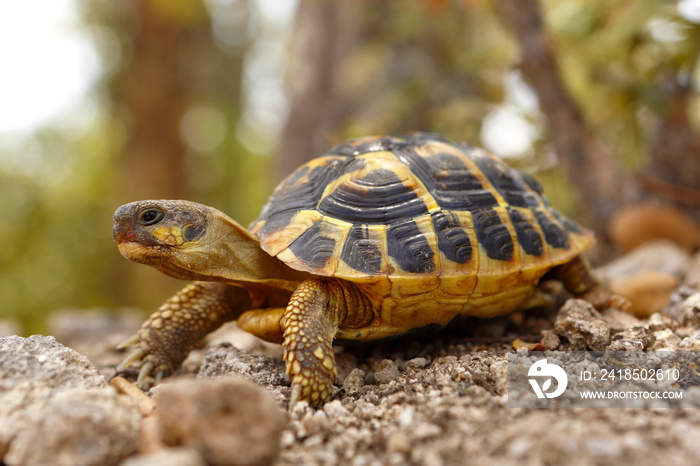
[2,240,700,466]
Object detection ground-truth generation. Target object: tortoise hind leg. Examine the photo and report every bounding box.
[282,278,375,408]
[552,255,630,311]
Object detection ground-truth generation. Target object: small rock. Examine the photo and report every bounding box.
[374,359,400,384]
[611,326,655,349]
[602,308,642,332]
[540,330,561,350]
[0,335,105,388]
[606,340,644,351]
[554,299,611,350]
[0,335,109,458]
[681,293,700,327]
[5,387,141,466]
[435,356,458,366]
[153,377,287,466]
[650,329,682,350]
[611,271,678,318]
[322,400,349,420]
[198,343,287,387]
[404,357,429,370]
[679,331,700,351]
[343,368,366,391]
[664,286,696,322]
[645,313,679,332]
[300,410,330,437]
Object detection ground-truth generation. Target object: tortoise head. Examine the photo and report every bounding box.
[113,200,306,287]
[113,200,228,280]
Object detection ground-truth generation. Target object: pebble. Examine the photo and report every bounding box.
[404,357,429,370]
[607,339,644,351]
[611,326,655,349]
[679,330,700,351]
[0,336,140,466]
[601,308,642,331]
[198,343,288,387]
[554,299,611,350]
[343,368,366,391]
[323,399,349,419]
[153,377,287,466]
[645,313,678,331]
[540,330,561,350]
[374,359,400,384]
[6,387,140,466]
[681,293,700,327]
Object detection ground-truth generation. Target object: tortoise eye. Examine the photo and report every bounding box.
[138,208,164,226]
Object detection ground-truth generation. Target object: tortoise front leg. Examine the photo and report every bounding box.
[116,281,262,386]
[282,278,374,408]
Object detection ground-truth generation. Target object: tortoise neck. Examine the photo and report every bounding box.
[161,212,310,292]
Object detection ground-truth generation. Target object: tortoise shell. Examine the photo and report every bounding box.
[249,133,593,330]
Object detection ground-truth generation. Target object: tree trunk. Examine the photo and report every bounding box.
[494,0,641,229]
[116,1,193,201]
[277,0,362,181]
[111,0,208,309]
[644,74,700,209]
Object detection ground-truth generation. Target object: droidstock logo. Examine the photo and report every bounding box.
[528,359,568,399]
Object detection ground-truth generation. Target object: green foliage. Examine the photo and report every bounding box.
[0,119,124,332]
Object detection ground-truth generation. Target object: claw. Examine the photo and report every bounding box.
[117,334,141,350]
[137,361,155,388]
[289,384,302,411]
[116,347,145,372]
[155,370,165,384]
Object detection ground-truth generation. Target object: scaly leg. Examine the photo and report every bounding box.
[552,255,630,311]
[282,278,374,408]
[115,281,262,386]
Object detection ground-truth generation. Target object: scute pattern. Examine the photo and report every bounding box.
[317,169,428,224]
[431,211,472,264]
[340,224,383,275]
[387,219,435,273]
[473,209,514,261]
[251,133,593,282]
[288,219,337,269]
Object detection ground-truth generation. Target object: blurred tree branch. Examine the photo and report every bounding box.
[645,33,700,207]
[494,0,641,229]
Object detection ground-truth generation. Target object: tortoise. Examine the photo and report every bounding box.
[113,132,624,407]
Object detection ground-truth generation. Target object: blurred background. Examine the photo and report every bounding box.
[1,0,699,334]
